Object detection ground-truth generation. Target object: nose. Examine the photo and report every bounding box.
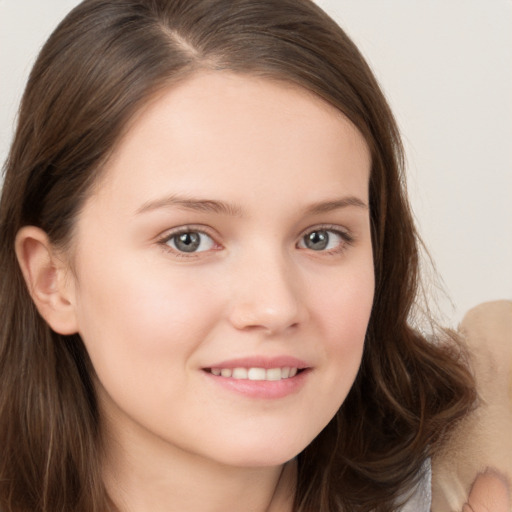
[227,249,308,335]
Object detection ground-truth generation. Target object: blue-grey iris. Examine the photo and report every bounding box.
[304,231,329,251]
[174,232,201,252]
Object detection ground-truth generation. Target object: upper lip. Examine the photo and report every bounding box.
[204,355,310,370]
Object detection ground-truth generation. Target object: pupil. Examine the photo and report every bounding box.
[306,231,329,250]
[175,232,200,252]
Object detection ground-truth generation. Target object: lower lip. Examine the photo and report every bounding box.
[202,369,310,399]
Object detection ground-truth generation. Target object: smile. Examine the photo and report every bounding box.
[207,367,299,381]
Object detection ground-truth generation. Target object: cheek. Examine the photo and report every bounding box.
[305,261,374,413]
[314,263,374,347]
[74,256,223,368]
[73,258,227,428]
[289,295,370,449]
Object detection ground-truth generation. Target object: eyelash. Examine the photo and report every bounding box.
[157,224,354,258]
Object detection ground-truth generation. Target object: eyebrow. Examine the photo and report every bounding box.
[304,196,368,215]
[135,194,368,216]
[136,195,244,216]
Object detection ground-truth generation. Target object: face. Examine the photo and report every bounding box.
[68,72,374,468]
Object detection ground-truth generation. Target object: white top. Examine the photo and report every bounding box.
[399,458,432,512]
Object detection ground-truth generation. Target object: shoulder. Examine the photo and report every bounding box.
[431,300,512,511]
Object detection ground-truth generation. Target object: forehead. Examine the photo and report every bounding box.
[87,71,371,214]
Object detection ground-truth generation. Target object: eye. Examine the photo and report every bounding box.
[164,230,216,253]
[298,228,351,253]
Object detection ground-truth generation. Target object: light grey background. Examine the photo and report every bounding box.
[1,0,511,325]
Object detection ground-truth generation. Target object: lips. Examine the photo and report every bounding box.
[205,355,309,371]
[202,356,310,398]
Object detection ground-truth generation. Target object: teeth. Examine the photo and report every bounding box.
[266,368,282,381]
[248,367,266,381]
[232,367,248,379]
[209,367,300,381]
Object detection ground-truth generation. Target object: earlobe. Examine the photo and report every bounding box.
[15,226,79,335]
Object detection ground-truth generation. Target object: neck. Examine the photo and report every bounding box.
[101,416,296,512]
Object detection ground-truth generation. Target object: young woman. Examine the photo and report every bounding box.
[0,1,475,511]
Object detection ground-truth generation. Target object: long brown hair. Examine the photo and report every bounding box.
[0,1,475,510]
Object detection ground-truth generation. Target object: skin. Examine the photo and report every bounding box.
[16,72,374,512]
[462,470,511,512]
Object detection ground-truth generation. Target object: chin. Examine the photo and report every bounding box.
[221,451,299,469]
[207,432,311,469]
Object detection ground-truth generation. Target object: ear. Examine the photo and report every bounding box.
[15,226,79,335]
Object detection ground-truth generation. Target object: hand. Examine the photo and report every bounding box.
[462,469,510,512]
